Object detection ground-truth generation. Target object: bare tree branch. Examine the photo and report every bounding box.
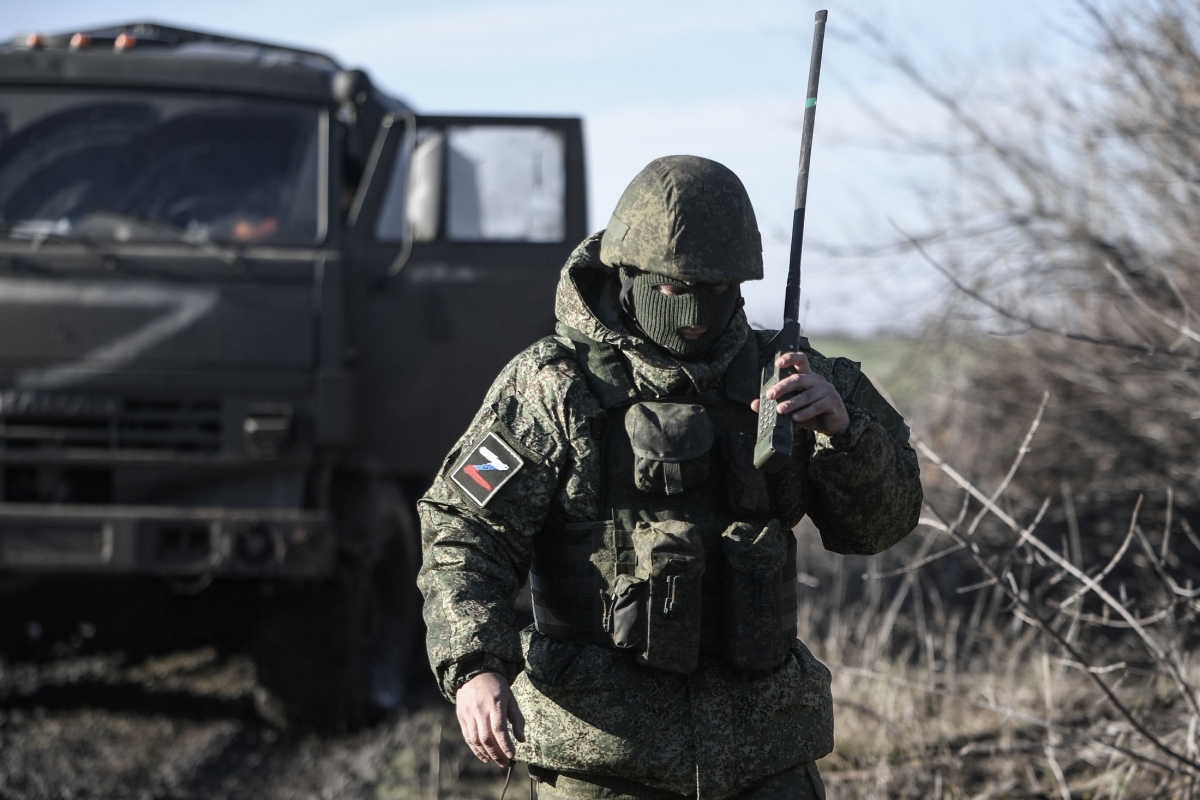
[894,221,1159,353]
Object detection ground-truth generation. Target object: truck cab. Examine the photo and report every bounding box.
[0,22,587,728]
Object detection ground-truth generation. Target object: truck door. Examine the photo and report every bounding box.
[345,114,587,476]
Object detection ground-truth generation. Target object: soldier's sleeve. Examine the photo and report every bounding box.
[771,349,923,555]
[417,341,589,702]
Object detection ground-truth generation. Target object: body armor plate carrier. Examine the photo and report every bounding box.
[529,325,798,674]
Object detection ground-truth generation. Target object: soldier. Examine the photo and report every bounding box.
[418,156,922,799]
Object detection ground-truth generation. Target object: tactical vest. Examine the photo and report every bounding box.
[529,325,798,674]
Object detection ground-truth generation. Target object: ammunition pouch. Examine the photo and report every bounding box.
[624,402,713,496]
[721,519,793,672]
[603,520,706,673]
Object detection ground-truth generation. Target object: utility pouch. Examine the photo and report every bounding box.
[721,519,791,673]
[624,402,713,495]
[608,573,646,651]
[606,520,705,673]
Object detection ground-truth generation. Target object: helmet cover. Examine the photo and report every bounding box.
[600,155,764,284]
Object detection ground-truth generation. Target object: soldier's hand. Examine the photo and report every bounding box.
[455,671,525,767]
[751,352,849,437]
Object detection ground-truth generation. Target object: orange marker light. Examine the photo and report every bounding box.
[25,33,44,49]
[113,33,136,52]
[69,33,92,49]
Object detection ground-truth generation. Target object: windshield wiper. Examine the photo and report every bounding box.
[0,219,211,279]
[78,209,248,273]
[0,219,124,265]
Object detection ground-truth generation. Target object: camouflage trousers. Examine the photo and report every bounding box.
[533,762,826,800]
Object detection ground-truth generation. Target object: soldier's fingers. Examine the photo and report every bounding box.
[460,714,488,763]
[768,372,822,400]
[775,385,828,416]
[769,367,823,391]
[479,708,511,766]
[507,696,526,743]
[775,351,811,372]
[790,394,839,424]
[489,711,515,764]
[750,398,761,414]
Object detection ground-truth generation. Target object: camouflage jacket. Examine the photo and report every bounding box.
[418,233,922,798]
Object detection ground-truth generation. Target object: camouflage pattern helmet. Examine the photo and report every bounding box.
[600,156,764,284]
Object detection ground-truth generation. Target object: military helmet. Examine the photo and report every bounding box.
[599,155,763,284]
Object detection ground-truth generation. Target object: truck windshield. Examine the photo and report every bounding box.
[0,89,323,246]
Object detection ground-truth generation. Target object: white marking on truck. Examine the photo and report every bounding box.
[0,279,219,390]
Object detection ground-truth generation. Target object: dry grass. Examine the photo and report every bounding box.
[814,622,1200,798]
[791,398,1200,798]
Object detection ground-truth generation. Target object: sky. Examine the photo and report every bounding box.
[4,0,1093,335]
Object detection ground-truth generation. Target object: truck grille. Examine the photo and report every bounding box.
[0,392,223,456]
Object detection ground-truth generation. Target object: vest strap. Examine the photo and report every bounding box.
[555,324,638,409]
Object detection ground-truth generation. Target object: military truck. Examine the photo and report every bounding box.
[0,22,587,728]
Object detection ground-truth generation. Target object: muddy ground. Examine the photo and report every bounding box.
[0,648,522,800]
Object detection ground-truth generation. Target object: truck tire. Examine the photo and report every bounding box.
[251,479,421,731]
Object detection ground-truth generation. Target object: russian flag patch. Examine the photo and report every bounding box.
[450,431,526,507]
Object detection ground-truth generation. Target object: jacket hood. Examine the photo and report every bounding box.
[554,232,750,395]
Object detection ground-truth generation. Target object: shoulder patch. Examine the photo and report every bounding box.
[450,431,526,507]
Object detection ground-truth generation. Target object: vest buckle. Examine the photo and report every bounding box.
[664,573,688,616]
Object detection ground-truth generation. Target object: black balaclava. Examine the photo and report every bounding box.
[619,267,741,358]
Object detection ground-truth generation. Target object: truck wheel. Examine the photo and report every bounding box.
[252,479,421,731]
